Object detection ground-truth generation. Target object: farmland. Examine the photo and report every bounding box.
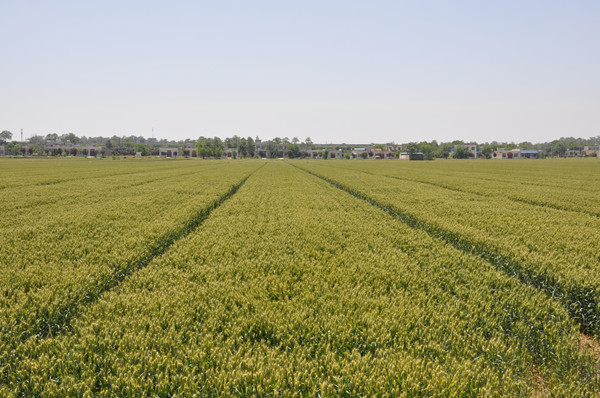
[0,157,599,396]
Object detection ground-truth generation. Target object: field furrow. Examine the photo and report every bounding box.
[0,160,263,357]
[294,161,600,335]
[314,159,600,217]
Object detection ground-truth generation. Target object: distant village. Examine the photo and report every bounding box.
[0,130,598,160]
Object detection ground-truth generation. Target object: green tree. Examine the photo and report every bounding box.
[195,137,209,158]
[195,136,224,158]
[419,142,435,160]
[437,143,453,158]
[266,141,278,158]
[247,137,255,157]
[0,130,12,143]
[286,143,300,158]
[28,135,44,144]
[480,145,494,159]
[406,142,420,154]
[551,140,567,157]
[136,144,149,156]
[453,146,472,159]
[519,141,534,150]
[238,138,248,157]
[61,132,80,144]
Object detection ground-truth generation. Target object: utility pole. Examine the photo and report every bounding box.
[20,128,23,142]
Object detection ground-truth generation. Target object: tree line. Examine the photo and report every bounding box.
[1,129,598,158]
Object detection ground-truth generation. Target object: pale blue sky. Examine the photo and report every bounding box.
[2,1,599,143]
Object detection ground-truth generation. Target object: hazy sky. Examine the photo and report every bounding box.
[2,1,599,143]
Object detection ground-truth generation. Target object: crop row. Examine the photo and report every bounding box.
[0,157,199,190]
[0,159,223,213]
[0,160,263,364]
[3,163,597,396]
[294,161,600,335]
[318,159,600,217]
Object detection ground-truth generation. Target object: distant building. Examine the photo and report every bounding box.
[42,141,101,157]
[584,145,598,156]
[183,145,197,157]
[398,152,424,160]
[351,148,370,159]
[373,149,396,159]
[493,148,539,159]
[386,145,404,152]
[79,146,102,157]
[223,148,238,158]
[327,150,344,159]
[159,147,179,158]
[305,149,322,159]
[0,146,5,156]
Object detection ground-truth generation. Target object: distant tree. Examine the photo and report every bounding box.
[7,142,20,155]
[453,146,472,159]
[136,143,149,156]
[266,141,278,158]
[224,135,238,149]
[247,137,255,157]
[195,137,209,158]
[551,140,567,157]
[292,137,299,144]
[61,132,80,144]
[105,139,113,149]
[406,142,420,154]
[0,130,12,143]
[286,143,300,158]
[45,133,59,141]
[480,145,494,159]
[305,137,313,146]
[437,143,453,158]
[238,138,248,157]
[518,141,534,150]
[195,136,225,158]
[28,135,44,144]
[419,142,435,160]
